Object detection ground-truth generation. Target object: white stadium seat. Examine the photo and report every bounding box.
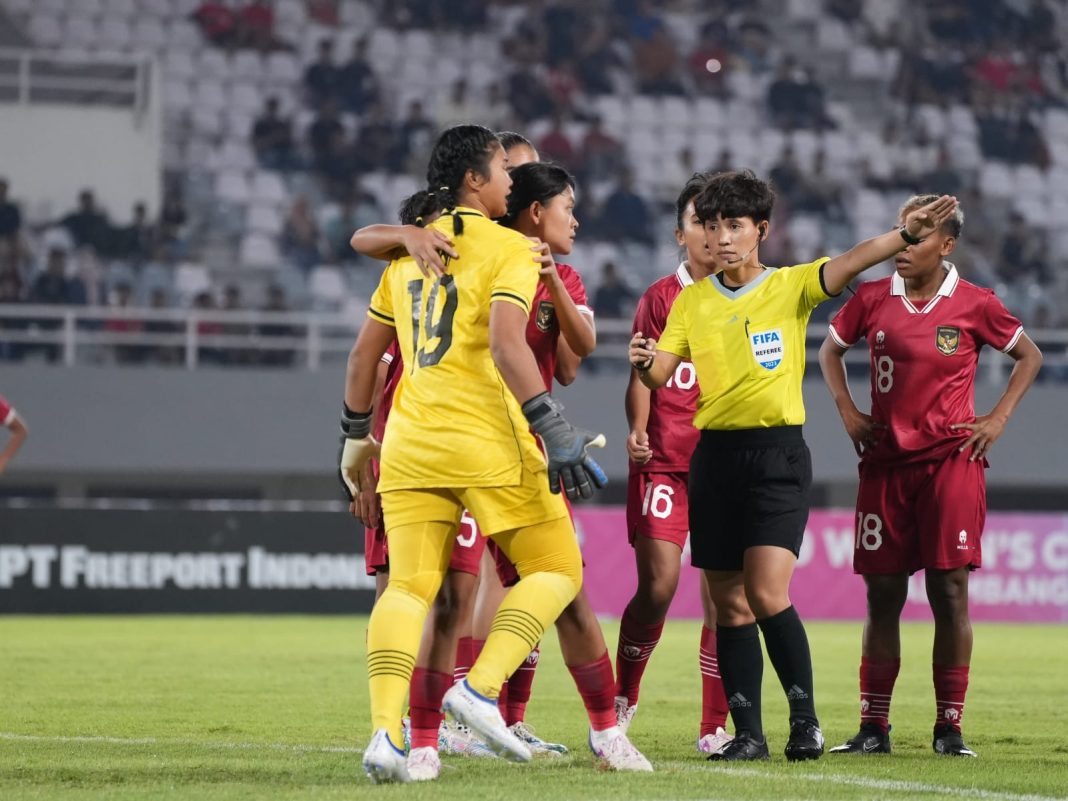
[240,233,281,268]
[29,13,63,47]
[131,19,168,50]
[62,16,98,48]
[216,170,252,204]
[97,18,132,51]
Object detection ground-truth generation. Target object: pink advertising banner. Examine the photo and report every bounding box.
[574,508,1068,623]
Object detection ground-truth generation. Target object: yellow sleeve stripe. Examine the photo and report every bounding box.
[368,307,396,326]
[491,291,531,313]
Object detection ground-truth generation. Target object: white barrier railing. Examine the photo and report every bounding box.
[1,304,1065,380]
[0,47,151,114]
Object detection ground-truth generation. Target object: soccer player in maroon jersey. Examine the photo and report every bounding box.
[819,195,1043,758]
[0,393,29,475]
[616,172,732,755]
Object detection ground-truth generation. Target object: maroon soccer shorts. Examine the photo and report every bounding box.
[626,471,690,549]
[362,511,486,577]
[854,452,986,574]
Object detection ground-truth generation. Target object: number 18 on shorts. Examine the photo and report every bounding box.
[626,471,690,549]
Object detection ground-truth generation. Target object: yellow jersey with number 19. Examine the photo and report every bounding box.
[367,207,544,492]
[657,258,833,430]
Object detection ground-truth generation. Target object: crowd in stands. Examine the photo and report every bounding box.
[2,0,1067,369]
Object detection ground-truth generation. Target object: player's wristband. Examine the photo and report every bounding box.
[898,226,921,246]
[340,404,372,439]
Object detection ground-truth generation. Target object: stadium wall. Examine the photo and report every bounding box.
[0,365,1065,492]
[0,88,162,218]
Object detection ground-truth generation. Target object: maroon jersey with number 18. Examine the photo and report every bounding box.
[828,265,1023,466]
[631,263,702,474]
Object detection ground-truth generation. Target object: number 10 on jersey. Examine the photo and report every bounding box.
[407,275,457,368]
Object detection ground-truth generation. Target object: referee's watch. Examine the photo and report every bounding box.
[898,225,921,246]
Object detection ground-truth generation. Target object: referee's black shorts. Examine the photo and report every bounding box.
[688,425,812,571]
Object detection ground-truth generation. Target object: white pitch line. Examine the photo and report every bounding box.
[0,732,362,755]
[693,764,1067,801]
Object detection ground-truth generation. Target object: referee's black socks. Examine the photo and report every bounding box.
[757,605,818,725]
[716,622,765,740]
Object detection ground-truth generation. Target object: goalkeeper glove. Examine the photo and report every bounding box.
[338,404,378,501]
[521,391,608,500]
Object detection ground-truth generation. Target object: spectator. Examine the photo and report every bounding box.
[920,144,964,196]
[592,261,636,319]
[998,212,1048,283]
[767,59,832,130]
[538,113,575,165]
[252,97,297,170]
[192,0,237,46]
[303,38,341,108]
[258,283,296,366]
[282,195,321,272]
[110,202,157,264]
[338,37,379,114]
[353,102,400,172]
[0,179,20,245]
[506,68,554,122]
[545,56,582,114]
[193,291,224,365]
[237,0,280,51]
[29,248,85,362]
[769,145,806,206]
[159,189,189,249]
[221,284,252,365]
[144,287,182,365]
[598,170,654,246]
[633,22,685,95]
[436,78,486,129]
[398,100,435,172]
[103,282,145,364]
[60,190,111,253]
[307,99,344,173]
[324,189,380,263]
[580,115,625,181]
[688,20,732,97]
[734,20,774,74]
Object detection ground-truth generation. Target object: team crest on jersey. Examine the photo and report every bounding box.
[536,300,556,332]
[935,325,960,356]
[750,328,784,370]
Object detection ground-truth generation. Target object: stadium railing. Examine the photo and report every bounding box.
[2,304,1064,381]
[0,47,150,112]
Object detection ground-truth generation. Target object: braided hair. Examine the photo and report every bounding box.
[397,190,438,227]
[425,124,501,236]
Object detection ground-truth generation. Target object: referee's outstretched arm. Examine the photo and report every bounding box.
[822,195,958,295]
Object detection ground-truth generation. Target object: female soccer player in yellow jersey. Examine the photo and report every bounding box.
[338,125,608,784]
[629,170,958,762]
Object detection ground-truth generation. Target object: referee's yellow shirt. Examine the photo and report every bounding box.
[368,207,546,491]
[657,258,832,430]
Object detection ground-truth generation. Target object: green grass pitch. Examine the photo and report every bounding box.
[1,616,1066,800]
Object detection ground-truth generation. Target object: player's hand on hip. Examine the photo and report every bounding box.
[627,429,653,464]
[629,332,656,371]
[903,195,958,241]
[522,392,609,501]
[403,226,457,277]
[840,406,885,456]
[950,414,1006,462]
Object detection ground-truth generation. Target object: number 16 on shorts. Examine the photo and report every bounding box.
[626,472,690,548]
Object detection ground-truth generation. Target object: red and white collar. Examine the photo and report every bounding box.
[675,262,694,288]
[890,262,959,314]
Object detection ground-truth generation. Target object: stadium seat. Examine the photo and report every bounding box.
[250,171,288,205]
[62,16,98,48]
[198,49,229,81]
[131,19,167,50]
[194,80,228,112]
[309,265,348,309]
[247,203,284,236]
[213,141,257,172]
[97,18,132,51]
[275,0,307,28]
[228,81,263,116]
[240,233,281,268]
[174,262,212,302]
[847,45,883,81]
[816,17,851,52]
[5,0,34,15]
[216,170,252,205]
[223,109,256,140]
[103,0,138,16]
[34,0,66,12]
[27,12,62,47]
[77,0,106,16]
[190,105,224,137]
[265,52,301,85]
[231,51,263,81]
[137,0,171,19]
[979,162,1014,199]
[338,0,372,26]
[164,78,193,110]
[915,104,947,140]
[1014,165,1047,198]
[167,19,202,48]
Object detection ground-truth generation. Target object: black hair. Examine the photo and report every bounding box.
[425,124,500,235]
[900,193,964,238]
[693,169,775,225]
[675,171,714,229]
[397,190,437,226]
[496,131,534,153]
[500,162,575,227]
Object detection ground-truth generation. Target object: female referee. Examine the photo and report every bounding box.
[629,169,957,762]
